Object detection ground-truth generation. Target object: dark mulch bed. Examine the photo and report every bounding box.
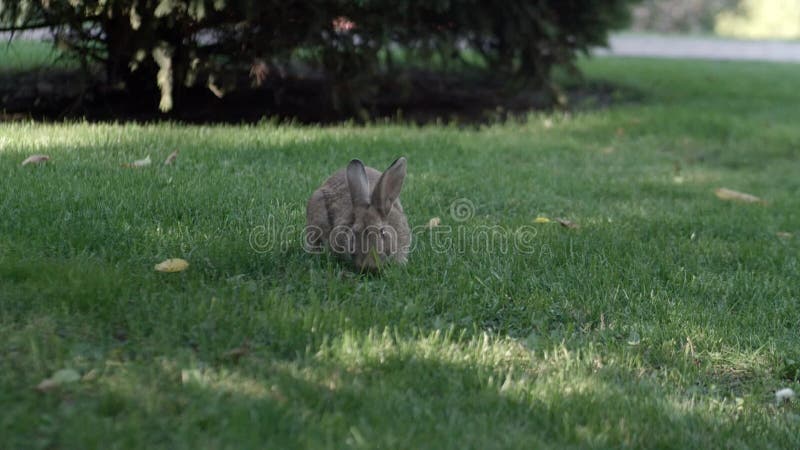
[0,68,640,125]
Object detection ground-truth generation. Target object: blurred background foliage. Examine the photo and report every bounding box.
[631,0,800,39]
[715,0,800,40]
[0,0,639,114]
[2,1,797,118]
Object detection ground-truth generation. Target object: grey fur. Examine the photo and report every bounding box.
[305,157,410,271]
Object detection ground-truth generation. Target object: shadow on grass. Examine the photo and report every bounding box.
[2,119,799,447]
[0,66,643,126]
[4,322,796,449]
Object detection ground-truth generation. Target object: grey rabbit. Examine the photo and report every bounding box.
[305,157,410,271]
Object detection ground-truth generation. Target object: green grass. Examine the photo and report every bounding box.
[0,39,74,73]
[1,57,799,449]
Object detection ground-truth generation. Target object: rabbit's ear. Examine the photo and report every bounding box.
[372,157,406,217]
[347,159,370,208]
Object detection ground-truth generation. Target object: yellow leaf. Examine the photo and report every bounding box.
[714,188,764,203]
[776,232,793,239]
[154,258,189,272]
[21,154,50,165]
[534,217,550,223]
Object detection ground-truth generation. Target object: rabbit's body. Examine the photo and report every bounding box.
[306,158,410,271]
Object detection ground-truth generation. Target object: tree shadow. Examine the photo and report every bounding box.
[5,331,795,449]
[0,68,642,126]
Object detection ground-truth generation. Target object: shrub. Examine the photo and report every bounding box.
[1,0,640,115]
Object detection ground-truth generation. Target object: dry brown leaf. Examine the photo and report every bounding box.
[223,342,250,363]
[164,149,179,165]
[154,258,189,272]
[122,155,151,168]
[555,218,579,229]
[714,188,764,204]
[615,127,625,137]
[21,154,50,165]
[426,217,441,229]
[776,232,793,239]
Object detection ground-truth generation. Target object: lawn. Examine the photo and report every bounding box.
[0,39,75,73]
[1,55,799,449]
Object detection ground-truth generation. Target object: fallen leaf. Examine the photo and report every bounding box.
[154,258,189,272]
[123,155,151,168]
[426,217,441,228]
[36,378,60,392]
[555,218,579,229]
[776,232,793,239]
[36,368,81,392]
[534,217,551,224]
[82,369,99,382]
[543,118,553,129]
[714,188,764,204]
[223,341,250,363]
[615,127,625,136]
[164,149,179,165]
[21,154,50,165]
[600,146,615,155]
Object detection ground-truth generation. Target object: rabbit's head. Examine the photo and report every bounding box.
[337,157,407,271]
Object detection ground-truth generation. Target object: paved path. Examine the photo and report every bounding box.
[594,34,800,64]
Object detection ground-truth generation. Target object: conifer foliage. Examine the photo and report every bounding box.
[1,0,639,113]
